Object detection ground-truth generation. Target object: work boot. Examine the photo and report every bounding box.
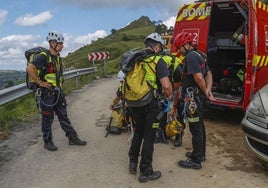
[173,134,182,147]
[185,152,206,162]
[155,128,168,144]
[129,162,137,174]
[44,141,58,151]
[138,171,161,183]
[69,134,87,146]
[178,159,202,170]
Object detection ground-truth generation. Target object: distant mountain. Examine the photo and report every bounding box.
[0,70,25,89]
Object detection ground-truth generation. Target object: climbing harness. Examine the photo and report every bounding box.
[183,87,198,119]
[35,88,42,118]
[35,87,61,112]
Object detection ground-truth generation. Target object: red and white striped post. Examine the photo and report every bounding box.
[88,52,110,75]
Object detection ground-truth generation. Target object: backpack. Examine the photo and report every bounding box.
[107,102,124,134]
[25,47,50,91]
[120,49,155,107]
[120,48,148,73]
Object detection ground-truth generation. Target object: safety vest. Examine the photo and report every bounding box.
[161,55,182,81]
[161,55,181,71]
[42,53,62,88]
[142,55,162,90]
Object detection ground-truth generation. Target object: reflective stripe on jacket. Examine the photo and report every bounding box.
[42,52,62,87]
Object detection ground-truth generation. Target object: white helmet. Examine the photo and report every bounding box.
[144,32,165,46]
[46,31,64,43]
[117,70,125,81]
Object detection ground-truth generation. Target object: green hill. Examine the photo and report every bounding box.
[63,16,156,75]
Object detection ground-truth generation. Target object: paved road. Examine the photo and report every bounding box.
[0,76,268,188]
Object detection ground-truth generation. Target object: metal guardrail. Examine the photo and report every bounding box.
[0,67,97,106]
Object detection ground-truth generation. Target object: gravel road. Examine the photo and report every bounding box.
[0,76,267,188]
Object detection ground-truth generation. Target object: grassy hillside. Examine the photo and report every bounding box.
[63,16,156,75]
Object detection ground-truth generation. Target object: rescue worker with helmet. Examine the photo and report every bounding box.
[110,70,125,109]
[26,31,87,151]
[173,31,214,169]
[155,53,185,147]
[128,32,172,182]
[107,70,129,134]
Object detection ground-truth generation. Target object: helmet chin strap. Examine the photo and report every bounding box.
[182,44,191,54]
[149,43,163,54]
[49,42,60,54]
[148,44,157,54]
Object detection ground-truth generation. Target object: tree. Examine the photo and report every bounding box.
[122,34,129,41]
[155,24,167,35]
[5,80,14,88]
[111,29,117,34]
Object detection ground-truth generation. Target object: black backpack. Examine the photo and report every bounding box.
[25,47,50,91]
[120,48,149,74]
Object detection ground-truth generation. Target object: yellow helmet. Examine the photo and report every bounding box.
[165,117,184,138]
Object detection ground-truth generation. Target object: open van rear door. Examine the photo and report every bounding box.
[244,0,268,110]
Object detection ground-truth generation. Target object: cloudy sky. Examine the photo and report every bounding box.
[0,0,194,70]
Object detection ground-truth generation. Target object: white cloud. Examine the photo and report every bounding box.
[15,11,53,26]
[0,9,8,26]
[62,30,107,56]
[0,31,107,70]
[163,16,176,29]
[0,35,43,70]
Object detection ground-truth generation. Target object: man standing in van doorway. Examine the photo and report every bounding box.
[26,31,87,151]
[173,32,214,169]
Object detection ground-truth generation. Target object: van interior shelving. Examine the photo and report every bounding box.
[207,1,247,104]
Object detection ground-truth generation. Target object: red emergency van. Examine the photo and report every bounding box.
[171,0,268,111]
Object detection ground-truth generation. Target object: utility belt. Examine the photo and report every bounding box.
[40,86,61,97]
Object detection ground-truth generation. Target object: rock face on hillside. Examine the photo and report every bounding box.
[135,16,153,25]
[123,16,155,30]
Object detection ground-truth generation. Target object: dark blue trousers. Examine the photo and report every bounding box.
[40,88,76,142]
[128,99,160,175]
